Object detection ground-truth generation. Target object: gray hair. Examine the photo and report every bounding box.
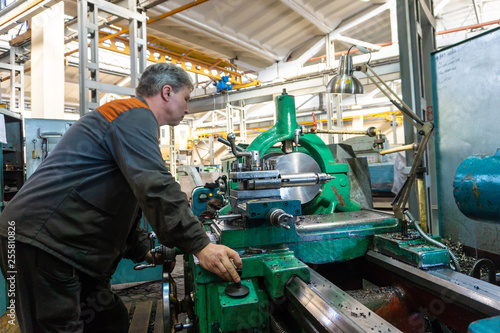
[136,63,193,97]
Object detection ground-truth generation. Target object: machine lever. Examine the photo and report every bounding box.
[134,232,158,270]
[217,136,244,151]
[226,133,252,157]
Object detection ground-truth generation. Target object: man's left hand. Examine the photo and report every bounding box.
[144,250,175,273]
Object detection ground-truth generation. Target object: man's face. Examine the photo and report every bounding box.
[161,85,191,126]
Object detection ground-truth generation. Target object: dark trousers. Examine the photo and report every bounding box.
[0,238,129,333]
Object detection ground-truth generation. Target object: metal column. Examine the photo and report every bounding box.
[208,135,214,165]
[0,48,25,112]
[226,101,234,136]
[325,33,335,145]
[226,102,247,143]
[396,0,436,229]
[335,94,343,143]
[238,101,247,143]
[169,126,176,177]
[78,0,147,116]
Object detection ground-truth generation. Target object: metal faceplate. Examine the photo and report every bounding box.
[265,152,322,204]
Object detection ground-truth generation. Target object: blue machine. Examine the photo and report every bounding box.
[468,315,500,333]
[368,162,394,193]
[24,118,75,179]
[191,185,223,218]
[453,149,500,223]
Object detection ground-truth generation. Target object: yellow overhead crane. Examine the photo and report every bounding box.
[95,30,261,90]
[4,0,261,90]
[61,0,260,90]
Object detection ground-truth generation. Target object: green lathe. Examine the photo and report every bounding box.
[184,90,404,333]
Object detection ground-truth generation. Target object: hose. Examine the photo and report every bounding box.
[404,211,461,272]
[469,258,497,284]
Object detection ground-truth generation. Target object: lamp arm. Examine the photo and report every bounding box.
[391,122,434,234]
[362,64,425,129]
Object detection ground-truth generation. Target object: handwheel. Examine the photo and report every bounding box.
[162,264,172,333]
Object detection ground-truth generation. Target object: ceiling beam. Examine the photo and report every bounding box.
[279,0,332,34]
[434,0,453,17]
[152,4,281,63]
[329,1,392,38]
[472,0,483,24]
[335,35,382,51]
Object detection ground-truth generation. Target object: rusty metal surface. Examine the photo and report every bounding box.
[347,287,425,333]
[365,250,500,332]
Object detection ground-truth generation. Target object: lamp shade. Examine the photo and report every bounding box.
[327,54,364,94]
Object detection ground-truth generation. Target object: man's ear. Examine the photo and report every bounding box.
[162,85,172,101]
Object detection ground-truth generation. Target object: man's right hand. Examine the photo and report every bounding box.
[194,243,242,283]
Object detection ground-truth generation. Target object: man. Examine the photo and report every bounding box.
[0,63,241,332]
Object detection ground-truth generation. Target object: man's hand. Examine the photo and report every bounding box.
[194,243,242,283]
[144,250,163,264]
[144,250,175,273]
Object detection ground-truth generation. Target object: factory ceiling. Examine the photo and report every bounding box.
[0,0,499,114]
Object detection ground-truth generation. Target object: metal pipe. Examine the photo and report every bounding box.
[379,143,418,155]
[436,18,500,35]
[470,259,497,284]
[405,211,461,271]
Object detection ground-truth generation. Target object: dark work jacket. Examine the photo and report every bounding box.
[0,97,210,280]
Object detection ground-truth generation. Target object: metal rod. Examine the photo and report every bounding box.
[313,129,368,135]
[247,173,332,190]
[379,143,417,155]
[417,176,428,233]
[216,213,243,221]
[392,122,434,226]
[364,64,424,128]
[280,173,332,186]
